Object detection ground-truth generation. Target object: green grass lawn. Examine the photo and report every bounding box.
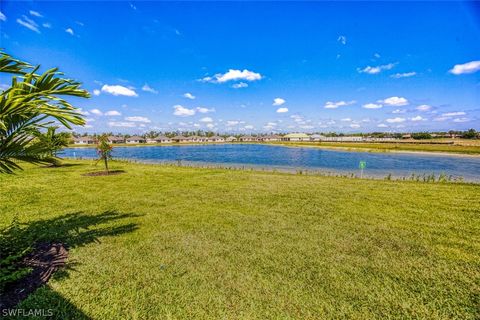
[1,161,479,319]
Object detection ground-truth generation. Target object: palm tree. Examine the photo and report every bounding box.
[96,134,113,173]
[34,126,71,165]
[0,51,89,173]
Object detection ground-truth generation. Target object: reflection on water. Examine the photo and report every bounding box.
[61,144,480,181]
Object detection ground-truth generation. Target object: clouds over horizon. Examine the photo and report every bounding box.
[201,69,262,84]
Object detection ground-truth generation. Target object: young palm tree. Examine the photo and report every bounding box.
[96,134,113,173]
[0,51,89,173]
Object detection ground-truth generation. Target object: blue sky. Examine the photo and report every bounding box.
[1,1,479,134]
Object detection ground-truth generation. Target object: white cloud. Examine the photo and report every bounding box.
[226,120,240,126]
[183,92,195,99]
[386,117,406,123]
[374,53,381,59]
[433,116,449,122]
[196,107,215,113]
[453,117,469,123]
[362,103,382,109]
[377,123,388,128]
[416,104,431,112]
[173,105,195,116]
[125,116,151,123]
[0,11,6,21]
[341,118,352,122]
[101,84,138,97]
[379,96,408,106]
[449,60,480,75]
[273,98,286,106]
[392,109,406,114]
[29,10,43,18]
[276,107,289,113]
[244,125,254,130]
[350,124,361,128]
[410,116,425,121]
[142,84,158,94]
[16,16,40,33]
[201,69,262,83]
[93,89,101,96]
[232,82,248,89]
[337,35,347,45]
[42,23,51,28]
[108,121,136,128]
[358,63,396,74]
[324,100,356,109]
[442,111,466,117]
[391,72,416,78]
[104,110,121,116]
[200,117,213,123]
[65,28,74,36]
[90,109,103,116]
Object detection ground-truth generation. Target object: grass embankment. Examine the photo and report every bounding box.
[1,161,479,319]
[274,141,480,155]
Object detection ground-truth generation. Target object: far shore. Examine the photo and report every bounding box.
[67,140,480,157]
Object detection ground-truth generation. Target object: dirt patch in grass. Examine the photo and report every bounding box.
[82,170,126,176]
[0,243,68,309]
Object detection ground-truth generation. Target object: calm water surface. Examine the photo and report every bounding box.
[61,144,480,181]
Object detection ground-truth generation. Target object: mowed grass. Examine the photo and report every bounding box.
[274,141,480,154]
[1,160,479,319]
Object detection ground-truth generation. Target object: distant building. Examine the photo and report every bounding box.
[260,134,281,142]
[208,135,225,142]
[190,135,209,143]
[310,134,325,141]
[226,136,237,142]
[239,135,255,142]
[281,133,310,141]
[108,136,125,144]
[146,136,172,143]
[73,136,95,144]
[126,136,146,144]
[172,135,191,143]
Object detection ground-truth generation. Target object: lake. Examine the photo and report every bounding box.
[61,144,480,181]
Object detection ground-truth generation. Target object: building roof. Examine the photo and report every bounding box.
[263,134,281,139]
[240,135,255,139]
[172,135,188,140]
[209,135,224,139]
[126,136,145,140]
[283,133,310,138]
[108,136,125,141]
[226,136,237,139]
[310,134,325,138]
[74,136,95,141]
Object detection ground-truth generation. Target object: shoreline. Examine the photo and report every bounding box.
[62,158,479,183]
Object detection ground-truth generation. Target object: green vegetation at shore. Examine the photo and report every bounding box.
[274,141,480,155]
[1,161,479,319]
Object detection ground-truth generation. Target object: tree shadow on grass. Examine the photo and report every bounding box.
[1,211,141,319]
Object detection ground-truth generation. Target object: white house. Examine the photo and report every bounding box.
[146,135,172,143]
[310,134,325,141]
[208,135,225,142]
[281,133,310,142]
[73,136,95,144]
[126,136,146,144]
[226,136,237,142]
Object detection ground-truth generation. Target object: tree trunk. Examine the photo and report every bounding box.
[104,157,109,174]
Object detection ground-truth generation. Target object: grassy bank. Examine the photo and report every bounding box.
[1,161,479,319]
[67,140,480,155]
[274,141,480,155]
